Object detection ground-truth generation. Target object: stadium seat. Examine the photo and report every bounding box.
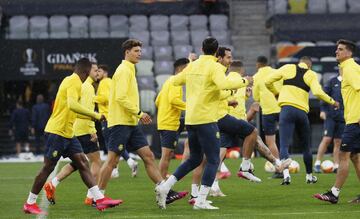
[171,30,190,45]
[191,30,209,47]
[151,30,170,46]
[137,76,156,90]
[328,0,346,13]
[308,0,327,14]
[129,15,148,31]
[315,41,336,46]
[297,41,316,47]
[89,15,109,38]
[276,41,294,48]
[141,46,153,60]
[109,15,128,38]
[156,74,172,91]
[320,56,337,62]
[154,61,174,75]
[130,30,150,45]
[140,90,157,116]
[150,15,169,31]
[322,72,337,85]
[29,16,48,39]
[136,60,154,76]
[348,0,360,13]
[211,30,230,45]
[270,0,288,15]
[209,14,228,31]
[170,14,189,31]
[278,57,299,63]
[174,45,193,60]
[9,15,28,39]
[49,15,68,39]
[69,15,88,38]
[288,0,307,14]
[189,15,208,30]
[310,57,320,62]
[154,46,173,61]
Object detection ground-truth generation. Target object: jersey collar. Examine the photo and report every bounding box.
[122,60,136,73]
[339,58,354,69]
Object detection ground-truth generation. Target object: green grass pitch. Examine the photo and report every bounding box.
[0,156,359,218]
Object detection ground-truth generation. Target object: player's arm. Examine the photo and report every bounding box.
[343,66,360,91]
[212,64,249,90]
[93,82,108,104]
[220,90,233,100]
[319,79,331,119]
[169,86,186,110]
[252,77,260,102]
[265,66,285,96]
[305,71,335,105]
[170,71,186,86]
[67,86,101,120]
[115,70,143,118]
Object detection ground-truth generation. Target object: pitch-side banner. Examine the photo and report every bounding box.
[0,38,126,80]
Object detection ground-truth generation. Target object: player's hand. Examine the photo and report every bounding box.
[90,133,98,142]
[250,102,260,112]
[333,101,340,110]
[188,53,197,61]
[246,87,252,97]
[228,100,238,108]
[319,111,326,120]
[99,114,106,121]
[245,76,253,86]
[140,112,152,125]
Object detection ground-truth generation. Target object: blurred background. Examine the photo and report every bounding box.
[0,0,359,159]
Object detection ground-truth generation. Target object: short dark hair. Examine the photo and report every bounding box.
[231,60,243,68]
[216,47,231,58]
[122,39,142,56]
[98,64,109,73]
[173,58,190,69]
[256,56,268,65]
[299,56,312,64]
[337,39,356,54]
[75,57,92,74]
[202,37,218,55]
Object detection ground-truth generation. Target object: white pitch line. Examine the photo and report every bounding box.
[36,162,60,219]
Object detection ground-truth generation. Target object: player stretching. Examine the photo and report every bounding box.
[157,38,248,210]
[314,39,360,204]
[95,64,138,178]
[96,39,172,209]
[266,56,339,185]
[23,58,122,215]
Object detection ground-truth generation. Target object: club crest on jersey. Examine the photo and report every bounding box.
[118,144,124,151]
[52,150,58,158]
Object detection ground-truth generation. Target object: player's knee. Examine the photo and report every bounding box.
[142,151,155,164]
[206,155,220,166]
[350,153,359,163]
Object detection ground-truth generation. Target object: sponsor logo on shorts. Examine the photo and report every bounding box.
[118,144,124,151]
[52,150,58,158]
[324,130,328,135]
[216,132,220,139]
[341,143,347,147]
[173,141,177,147]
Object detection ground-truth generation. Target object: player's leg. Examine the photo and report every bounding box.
[332,138,341,172]
[159,130,177,178]
[314,118,334,173]
[279,106,296,185]
[210,147,227,197]
[296,112,316,184]
[181,139,190,163]
[349,153,360,203]
[87,151,102,181]
[98,151,120,190]
[263,113,280,159]
[159,147,173,178]
[189,156,206,203]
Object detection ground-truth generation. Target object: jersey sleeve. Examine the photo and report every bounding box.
[305,71,335,105]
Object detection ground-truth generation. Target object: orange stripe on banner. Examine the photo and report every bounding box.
[277,46,304,59]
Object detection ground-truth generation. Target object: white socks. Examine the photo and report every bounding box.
[197,185,210,203]
[127,158,136,167]
[89,186,104,201]
[331,186,340,197]
[27,192,38,205]
[211,179,220,191]
[51,177,60,188]
[334,163,339,169]
[315,160,321,166]
[100,189,105,195]
[274,159,282,167]
[220,162,229,172]
[241,158,251,171]
[306,173,313,181]
[191,184,199,197]
[283,169,290,179]
[87,189,93,199]
[162,175,177,190]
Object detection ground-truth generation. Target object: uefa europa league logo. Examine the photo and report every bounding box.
[26,48,33,63]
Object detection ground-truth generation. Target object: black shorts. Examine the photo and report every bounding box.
[262,113,279,135]
[15,130,28,142]
[323,117,345,139]
[44,133,83,161]
[77,134,99,154]
[108,125,148,155]
[341,123,360,153]
[159,119,185,150]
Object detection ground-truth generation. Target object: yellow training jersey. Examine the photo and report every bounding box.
[94,77,111,119]
[108,60,142,127]
[171,55,248,125]
[253,66,281,115]
[155,77,185,131]
[265,63,335,113]
[45,73,101,138]
[74,77,96,136]
[217,90,233,120]
[339,58,360,124]
[228,86,247,120]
